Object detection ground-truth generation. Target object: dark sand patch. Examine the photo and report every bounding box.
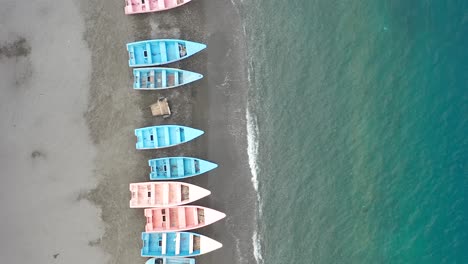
[0,37,31,58]
[31,150,46,159]
[79,0,256,263]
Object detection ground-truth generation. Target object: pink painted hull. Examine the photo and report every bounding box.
[124,0,191,15]
[144,206,226,232]
[129,182,210,208]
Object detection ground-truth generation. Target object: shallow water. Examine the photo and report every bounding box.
[244,0,468,263]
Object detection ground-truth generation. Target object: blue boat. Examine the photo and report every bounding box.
[148,157,218,180]
[141,232,222,257]
[133,67,203,90]
[135,125,204,150]
[145,258,195,264]
[127,39,206,67]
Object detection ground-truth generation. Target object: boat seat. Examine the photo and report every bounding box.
[159,42,167,62]
[162,183,169,205]
[158,0,165,9]
[188,234,194,253]
[161,233,167,254]
[176,184,182,204]
[165,160,172,178]
[174,127,181,144]
[152,127,158,147]
[178,207,186,228]
[161,70,167,88]
[150,184,156,205]
[174,72,179,86]
[177,158,185,176]
[145,43,153,64]
[164,127,170,146]
[148,70,155,88]
[188,159,196,174]
[175,232,181,255]
[164,210,172,228]
[192,208,198,225]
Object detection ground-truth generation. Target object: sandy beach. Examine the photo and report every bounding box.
[0,0,108,263]
[1,0,256,263]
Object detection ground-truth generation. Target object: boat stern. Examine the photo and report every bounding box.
[134,128,145,149]
[124,0,134,15]
[144,208,155,231]
[141,232,152,256]
[127,43,137,67]
[145,258,195,264]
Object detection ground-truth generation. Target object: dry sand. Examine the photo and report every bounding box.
[0,0,108,263]
[1,0,256,263]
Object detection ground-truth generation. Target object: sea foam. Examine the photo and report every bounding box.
[247,107,264,264]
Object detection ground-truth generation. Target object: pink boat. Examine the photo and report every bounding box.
[124,0,192,15]
[144,206,226,232]
[130,182,210,208]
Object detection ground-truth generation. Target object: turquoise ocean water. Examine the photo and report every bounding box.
[242,0,467,263]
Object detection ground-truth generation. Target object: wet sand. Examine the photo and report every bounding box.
[0,0,256,263]
[81,0,257,263]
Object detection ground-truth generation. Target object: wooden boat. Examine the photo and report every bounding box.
[135,125,204,150]
[125,0,191,15]
[129,182,210,208]
[127,39,206,67]
[145,258,195,264]
[148,157,217,180]
[133,67,203,90]
[144,206,226,232]
[141,232,222,257]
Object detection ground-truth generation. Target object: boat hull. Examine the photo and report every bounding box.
[129,182,210,208]
[127,39,206,67]
[145,258,195,264]
[144,206,226,232]
[125,0,192,15]
[141,232,222,257]
[148,157,218,180]
[133,67,203,90]
[135,125,204,150]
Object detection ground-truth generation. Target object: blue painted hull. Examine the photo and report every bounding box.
[141,232,221,257]
[145,257,195,264]
[148,157,218,180]
[133,67,203,90]
[127,39,206,67]
[135,125,204,150]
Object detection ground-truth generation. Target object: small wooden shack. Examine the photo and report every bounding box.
[150,97,171,118]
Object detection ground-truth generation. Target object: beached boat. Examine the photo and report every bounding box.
[144,206,226,232]
[125,0,191,15]
[135,125,204,150]
[127,39,206,67]
[141,232,222,257]
[129,182,210,208]
[148,157,217,180]
[145,257,195,264]
[133,67,203,90]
